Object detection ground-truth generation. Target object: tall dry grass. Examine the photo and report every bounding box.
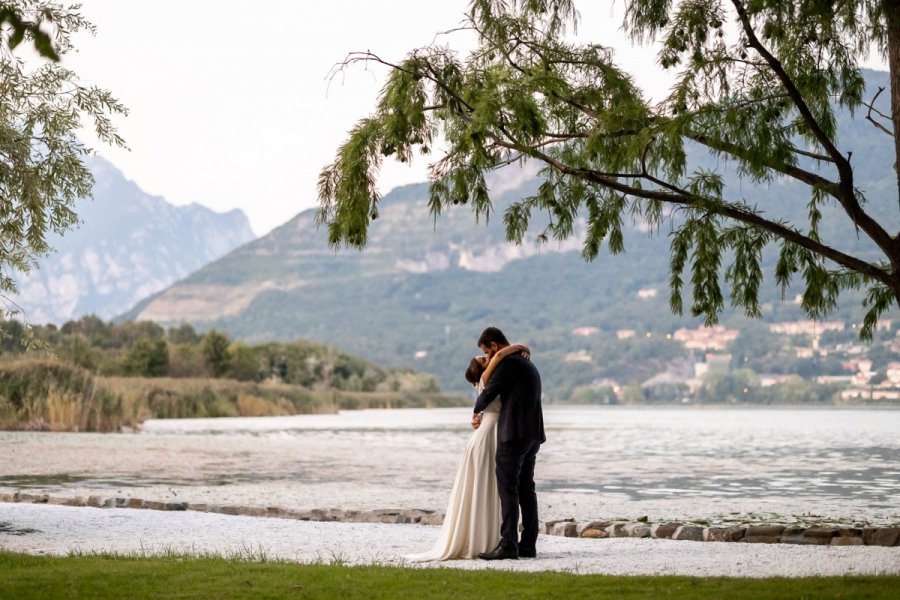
[0,358,468,432]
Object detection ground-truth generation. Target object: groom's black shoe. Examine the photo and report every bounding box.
[518,547,536,558]
[478,543,519,560]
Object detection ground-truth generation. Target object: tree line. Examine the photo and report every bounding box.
[0,316,439,394]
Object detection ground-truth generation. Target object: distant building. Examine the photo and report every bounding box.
[760,374,798,387]
[769,320,845,335]
[841,388,900,401]
[705,353,733,372]
[816,375,854,385]
[673,325,739,351]
[572,326,600,337]
[616,329,636,340]
[637,288,658,299]
[886,362,900,385]
[564,350,592,363]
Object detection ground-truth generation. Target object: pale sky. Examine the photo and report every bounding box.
[63,1,887,236]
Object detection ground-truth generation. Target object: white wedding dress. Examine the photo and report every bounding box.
[406,384,501,561]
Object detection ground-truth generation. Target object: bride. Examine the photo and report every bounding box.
[406,343,530,561]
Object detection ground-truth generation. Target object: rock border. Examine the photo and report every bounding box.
[544,518,899,546]
[2,492,898,547]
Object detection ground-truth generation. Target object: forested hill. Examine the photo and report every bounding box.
[122,69,898,398]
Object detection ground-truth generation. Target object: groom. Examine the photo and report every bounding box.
[472,326,545,560]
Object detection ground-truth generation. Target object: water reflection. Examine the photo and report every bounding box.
[2,407,898,523]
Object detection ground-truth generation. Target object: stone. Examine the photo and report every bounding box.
[0,492,12,502]
[803,527,840,539]
[166,501,188,511]
[47,496,70,506]
[609,523,631,538]
[746,525,785,537]
[220,505,242,515]
[187,503,211,512]
[673,526,704,542]
[544,518,574,531]
[863,528,879,545]
[576,521,610,536]
[872,528,900,547]
[781,535,830,545]
[266,506,293,519]
[126,498,145,509]
[624,523,651,538]
[830,537,864,546]
[374,510,402,524]
[652,522,683,539]
[838,528,863,537]
[87,496,104,508]
[742,535,781,544]
[237,506,265,517]
[420,512,444,526]
[706,526,746,542]
[580,528,609,539]
[144,501,167,511]
[551,521,578,537]
[114,497,128,508]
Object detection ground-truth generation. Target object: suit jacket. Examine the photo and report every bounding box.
[473,353,545,444]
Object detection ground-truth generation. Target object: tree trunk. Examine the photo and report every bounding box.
[883,0,900,215]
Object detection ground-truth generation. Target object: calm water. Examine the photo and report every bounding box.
[1,407,898,524]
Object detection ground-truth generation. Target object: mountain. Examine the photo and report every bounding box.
[13,157,256,324]
[123,70,898,398]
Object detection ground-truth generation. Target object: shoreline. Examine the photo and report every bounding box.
[3,494,898,548]
[1,503,897,577]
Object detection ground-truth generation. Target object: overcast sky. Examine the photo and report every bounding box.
[64,1,887,236]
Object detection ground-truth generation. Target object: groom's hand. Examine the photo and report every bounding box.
[471,413,482,430]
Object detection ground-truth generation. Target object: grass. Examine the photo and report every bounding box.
[0,552,898,599]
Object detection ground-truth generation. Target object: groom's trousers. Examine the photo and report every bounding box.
[496,437,541,552]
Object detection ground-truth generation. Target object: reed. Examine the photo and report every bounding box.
[0,358,468,432]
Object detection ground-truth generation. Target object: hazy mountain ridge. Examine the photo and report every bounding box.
[13,156,256,324]
[122,70,899,397]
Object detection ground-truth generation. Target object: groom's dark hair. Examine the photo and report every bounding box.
[478,326,509,347]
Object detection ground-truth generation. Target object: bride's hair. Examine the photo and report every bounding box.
[464,357,486,385]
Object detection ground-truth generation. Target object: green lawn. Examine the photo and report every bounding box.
[1,552,897,599]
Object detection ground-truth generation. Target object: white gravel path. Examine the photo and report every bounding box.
[2,504,897,577]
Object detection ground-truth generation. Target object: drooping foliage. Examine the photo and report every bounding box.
[319,0,900,339]
[0,1,126,317]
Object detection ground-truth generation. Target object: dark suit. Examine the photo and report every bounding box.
[473,352,545,553]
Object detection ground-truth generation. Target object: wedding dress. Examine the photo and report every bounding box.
[405,381,501,561]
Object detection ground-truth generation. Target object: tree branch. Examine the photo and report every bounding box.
[730,0,895,257]
[492,136,890,285]
[864,87,895,137]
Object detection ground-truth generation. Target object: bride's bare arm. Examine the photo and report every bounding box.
[480,343,531,385]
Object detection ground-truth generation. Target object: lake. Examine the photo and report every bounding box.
[1,406,898,525]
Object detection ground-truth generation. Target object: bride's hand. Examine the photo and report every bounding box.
[471,413,482,430]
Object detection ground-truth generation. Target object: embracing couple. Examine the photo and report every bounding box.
[408,326,546,562]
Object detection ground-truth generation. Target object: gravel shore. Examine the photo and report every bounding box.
[2,504,897,577]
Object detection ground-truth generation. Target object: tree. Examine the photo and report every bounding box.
[168,323,200,346]
[1,1,126,316]
[125,335,169,377]
[319,0,900,339]
[201,329,231,377]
